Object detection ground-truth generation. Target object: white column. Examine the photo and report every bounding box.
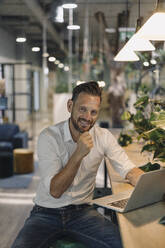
[41,20,48,113]
[68,8,73,93]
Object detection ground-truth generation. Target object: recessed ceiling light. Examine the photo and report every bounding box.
[32,47,40,52]
[143,61,150,67]
[150,59,157,65]
[42,52,49,57]
[48,56,56,62]
[64,66,69,71]
[58,63,64,68]
[55,60,60,65]
[67,25,80,30]
[16,37,26,43]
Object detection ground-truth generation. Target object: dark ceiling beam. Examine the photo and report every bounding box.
[23,0,68,56]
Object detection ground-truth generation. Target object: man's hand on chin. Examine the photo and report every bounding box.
[126,167,145,187]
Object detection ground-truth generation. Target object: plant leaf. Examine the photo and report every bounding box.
[134,96,149,109]
[121,111,131,121]
[141,144,156,153]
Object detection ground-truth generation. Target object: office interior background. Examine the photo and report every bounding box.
[1,0,165,132]
[0,1,165,247]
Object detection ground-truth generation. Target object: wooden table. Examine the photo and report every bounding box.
[105,143,165,248]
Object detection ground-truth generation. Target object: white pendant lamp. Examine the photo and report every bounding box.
[114,0,140,62]
[124,33,155,51]
[137,0,165,40]
[124,17,155,51]
[114,48,139,62]
[114,0,155,61]
[114,33,154,61]
[123,0,155,52]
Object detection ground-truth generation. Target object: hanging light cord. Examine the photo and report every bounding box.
[138,0,140,19]
[125,0,129,41]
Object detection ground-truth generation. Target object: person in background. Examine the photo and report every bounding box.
[12,81,144,248]
[108,69,126,128]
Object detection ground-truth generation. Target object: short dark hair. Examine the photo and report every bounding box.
[71,81,102,102]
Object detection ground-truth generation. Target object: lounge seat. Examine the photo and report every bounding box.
[0,123,28,178]
[0,123,28,153]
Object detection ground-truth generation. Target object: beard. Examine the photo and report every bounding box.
[70,114,95,133]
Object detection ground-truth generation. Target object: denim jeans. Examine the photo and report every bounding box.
[11,204,123,248]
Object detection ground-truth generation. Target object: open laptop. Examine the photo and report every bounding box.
[92,169,165,213]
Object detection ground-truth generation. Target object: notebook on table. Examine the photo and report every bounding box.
[92,169,165,213]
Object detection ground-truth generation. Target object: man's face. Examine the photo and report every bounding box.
[68,92,101,133]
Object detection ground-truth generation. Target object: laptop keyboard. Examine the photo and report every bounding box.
[107,198,129,208]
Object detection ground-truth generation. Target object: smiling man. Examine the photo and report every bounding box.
[12,81,143,248]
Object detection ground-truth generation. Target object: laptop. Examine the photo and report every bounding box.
[92,169,165,213]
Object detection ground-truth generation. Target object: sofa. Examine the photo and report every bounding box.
[0,123,28,152]
[0,123,28,178]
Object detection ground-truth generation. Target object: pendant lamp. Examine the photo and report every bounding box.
[122,17,155,52]
[137,0,165,40]
[114,48,139,61]
[114,0,140,61]
[114,0,155,61]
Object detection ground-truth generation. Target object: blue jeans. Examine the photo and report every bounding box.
[11,204,123,248]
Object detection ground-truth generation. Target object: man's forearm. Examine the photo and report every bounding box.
[50,151,83,198]
[126,167,145,186]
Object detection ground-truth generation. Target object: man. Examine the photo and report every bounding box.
[12,81,143,248]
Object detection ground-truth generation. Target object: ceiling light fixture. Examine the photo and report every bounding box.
[62,3,77,9]
[124,33,155,51]
[122,16,155,52]
[16,4,27,44]
[58,63,64,68]
[114,48,139,62]
[62,0,77,9]
[55,60,60,65]
[117,0,155,55]
[67,24,80,30]
[32,47,40,52]
[64,65,70,71]
[48,56,56,62]
[143,61,150,66]
[114,0,140,62]
[16,37,26,43]
[54,6,64,23]
[42,52,49,58]
[66,2,80,31]
[150,58,157,64]
[137,0,165,40]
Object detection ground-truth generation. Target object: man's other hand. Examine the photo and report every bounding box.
[126,167,145,186]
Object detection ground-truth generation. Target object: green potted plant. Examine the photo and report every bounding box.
[121,95,165,171]
[118,132,133,147]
